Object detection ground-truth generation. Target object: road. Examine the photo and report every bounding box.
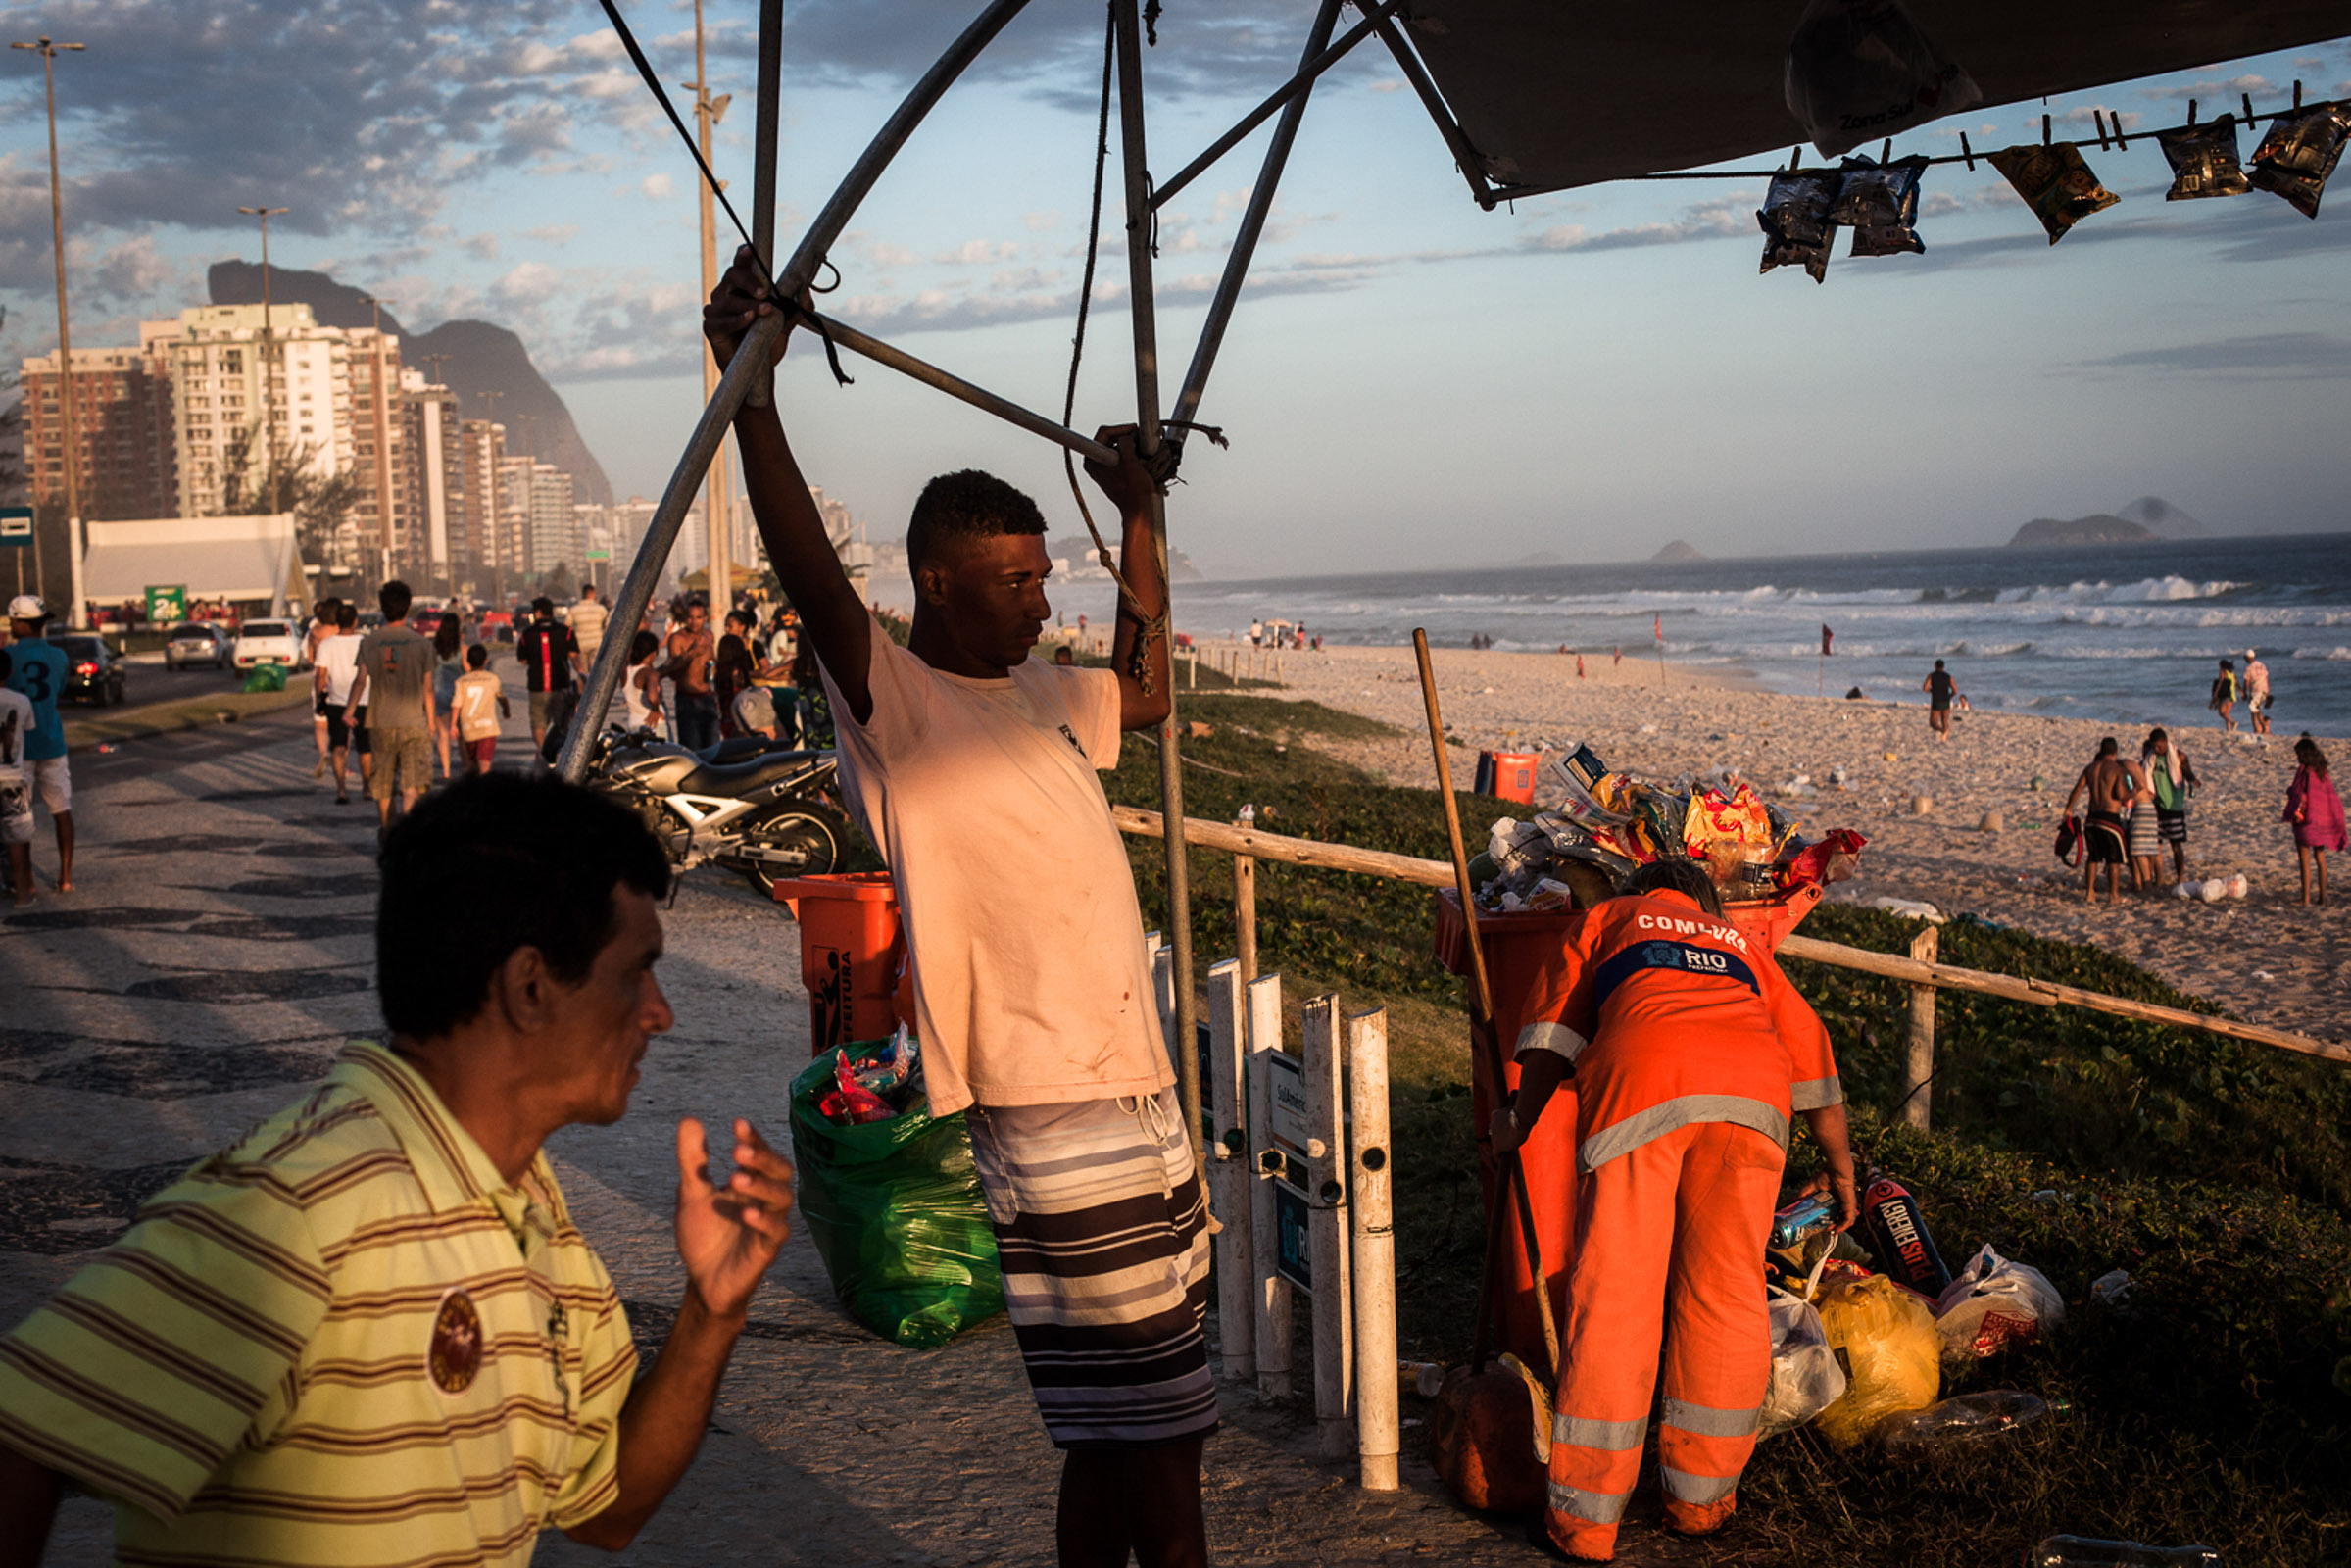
[0,698,1713,1566]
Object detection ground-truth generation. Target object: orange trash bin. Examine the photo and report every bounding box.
[771,872,909,1054]
[1474,750,1541,805]
[1431,880,1823,1375]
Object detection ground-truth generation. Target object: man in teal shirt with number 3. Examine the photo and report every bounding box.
[5,594,73,894]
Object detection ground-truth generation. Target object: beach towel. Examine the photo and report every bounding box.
[2053,813,2083,867]
[2285,765,2349,852]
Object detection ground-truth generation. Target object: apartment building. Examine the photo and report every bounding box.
[19,341,177,520]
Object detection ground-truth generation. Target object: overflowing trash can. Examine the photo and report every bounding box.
[771,872,910,1054]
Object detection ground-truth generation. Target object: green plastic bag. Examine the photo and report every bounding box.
[241,662,288,693]
[788,1046,1004,1348]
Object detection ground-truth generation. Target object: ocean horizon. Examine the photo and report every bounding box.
[1173,531,2351,743]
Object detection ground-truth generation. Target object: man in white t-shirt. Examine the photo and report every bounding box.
[568,585,611,666]
[314,604,367,806]
[706,252,1208,1567]
[0,650,35,904]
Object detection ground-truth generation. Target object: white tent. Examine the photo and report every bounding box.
[82,514,303,616]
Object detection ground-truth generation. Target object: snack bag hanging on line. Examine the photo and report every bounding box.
[1833,154,1930,256]
[1987,142,2119,244]
[2248,103,2351,218]
[2157,115,2251,200]
[1759,168,1843,281]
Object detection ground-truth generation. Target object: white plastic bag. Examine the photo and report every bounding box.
[1784,0,1984,158]
[1760,1282,1847,1437]
[1934,1244,2065,1360]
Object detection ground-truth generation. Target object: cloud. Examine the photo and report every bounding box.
[641,173,675,200]
[1023,210,1061,231]
[935,238,1024,265]
[526,224,580,246]
[1524,196,1753,254]
[1369,79,1405,93]
[2138,74,2273,103]
[2068,332,2351,378]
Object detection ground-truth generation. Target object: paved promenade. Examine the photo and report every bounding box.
[0,694,1713,1566]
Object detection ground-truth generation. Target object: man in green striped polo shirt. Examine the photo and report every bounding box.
[0,772,796,1565]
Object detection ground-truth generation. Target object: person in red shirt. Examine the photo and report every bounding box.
[1490,858,1856,1562]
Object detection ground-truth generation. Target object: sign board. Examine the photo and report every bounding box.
[1274,1182,1312,1293]
[1267,1050,1308,1164]
[1265,1050,1314,1292]
[145,585,186,623]
[585,548,612,563]
[0,506,29,549]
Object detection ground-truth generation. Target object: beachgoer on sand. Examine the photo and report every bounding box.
[2243,649,2272,736]
[2126,758,2161,892]
[2140,728,2199,884]
[1922,659,1957,743]
[707,250,1213,1568]
[1490,859,1855,1563]
[2210,659,2238,733]
[2283,733,2346,906]
[2065,737,2141,905]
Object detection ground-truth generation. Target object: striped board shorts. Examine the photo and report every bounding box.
[2128,806,2161,858]
[966,1087,1219,1449]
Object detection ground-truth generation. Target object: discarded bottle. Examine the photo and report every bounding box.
[2024,1537,2221,1567]
[1876,1390,2048,1460]
[1859,1170,1953,1298]
[1770,1192,1838,1250]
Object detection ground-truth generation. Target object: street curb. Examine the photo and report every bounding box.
[64,687,312,755]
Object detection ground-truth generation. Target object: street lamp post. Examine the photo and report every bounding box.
[13,36,86,626]
[476,389,504,604]
[237,205,288,518]
[362,295,396,587]
[687,0,733,613]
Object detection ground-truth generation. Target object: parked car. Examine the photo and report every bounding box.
[232,619,306,670]
[163,621,234,670]
[55,634,128,706]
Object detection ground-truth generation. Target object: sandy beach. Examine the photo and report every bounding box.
[1218,642,2348,1044]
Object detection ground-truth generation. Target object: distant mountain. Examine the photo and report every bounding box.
[208,261,612,506]
[1654,539,1705,562]
[1045,534,1200,582]
[2116,496,2210,538]
[2009,514,2155,548]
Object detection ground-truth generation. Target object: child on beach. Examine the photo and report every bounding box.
[452,644,510,775]
[2282,733,2346,906]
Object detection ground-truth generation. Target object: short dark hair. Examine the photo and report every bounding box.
[337,603,359,630]
[1625,857,1724,915]
[2099,736,2119,757]
[377,772,671,1040]
[466,643,489,669]
[380,580,413,620]
[533,596,555,616]
[1933,659,1945,670]
[629,629,659,663]
[906,469,1046,572]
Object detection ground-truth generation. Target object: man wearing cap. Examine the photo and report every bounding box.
[2243,648,2271,737]
[3,594,73,894]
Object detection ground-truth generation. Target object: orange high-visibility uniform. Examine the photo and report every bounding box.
[1513,889,1842,1560]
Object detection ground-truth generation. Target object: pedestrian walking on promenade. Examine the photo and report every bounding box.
[0,772,796,1564]
[709,250,1211,1568]
[0,649,34,905]
[517,597,581,757]
[432,611,466,779]
[569,582,611,665]
[2284,732,2346,906]
[305,596,343,776]
[453,644,511,774]
[3,595,73,893]
[316,603,366,806]
[663,599,720,753]
[354,581,436,832]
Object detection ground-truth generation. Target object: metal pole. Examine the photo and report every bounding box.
[561,0,1038,781]
[692,0,733,617]
[14,38,85,622]
[1171,0,1342,431]
[804,310,1117,465]
[748,0,782,412]
[1150,0,1387,212]
[364,298,395,580]
[1368,13,1496,208]
[1112,0,1201,1159]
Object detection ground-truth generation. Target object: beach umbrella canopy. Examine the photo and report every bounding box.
[1396,0,2351,196]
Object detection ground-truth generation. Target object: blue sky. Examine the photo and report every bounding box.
[0,1,2346,577]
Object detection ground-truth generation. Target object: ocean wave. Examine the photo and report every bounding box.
[1998,576,2241,605]
[2289,646,2351,661]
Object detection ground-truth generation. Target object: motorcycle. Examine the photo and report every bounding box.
[577,725,855,896]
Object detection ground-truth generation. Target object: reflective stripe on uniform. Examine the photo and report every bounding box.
[1788,1075,1843,1112]
[1662,1397,1759,1439]
[1580,1095,1790,1173]
[1516,1019,1590,1061]
[1661,1465,1739,1505]
[1553,1412,1646,1452]
[1547,1479,1631,1524]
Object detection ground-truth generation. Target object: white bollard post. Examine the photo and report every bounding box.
[1205,958,1255,1381]
[1303,992,1354,1460]
[1247,972,1293,1399]
[1347,1006,1399,1491]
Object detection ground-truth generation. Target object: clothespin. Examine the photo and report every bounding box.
[2113,112,2129,151]
[2093,110,2110,151]
[2242,92,2257,128]
[2293,80,2303,111]
[1958,131,1975,171]
[1789,145,1802,171]
[2187,99,2198,127]
[2041,113,2051,146]
[1880,138,1892,163]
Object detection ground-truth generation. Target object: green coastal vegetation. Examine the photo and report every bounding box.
[1101,690,2351,1566]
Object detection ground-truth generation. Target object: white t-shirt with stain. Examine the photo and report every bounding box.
[821,616,1170,1116]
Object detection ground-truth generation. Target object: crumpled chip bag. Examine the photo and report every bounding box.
[2158,115,2251,201]
[1758,168,1843,283]
[1784,0,1984,158]
[1776,827,1869,891]
[1813,1273,1942,1448]
[1989,142,2119,244]
[2248,103,2351,219]
[1833,154,1930,256]
[1685,782,1776,881]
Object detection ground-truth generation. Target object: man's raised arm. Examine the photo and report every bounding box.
[704,247,873,724]
[1083,426,1172,732]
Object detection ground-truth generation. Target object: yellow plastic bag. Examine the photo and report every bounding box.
[1813,1274,1941,1448]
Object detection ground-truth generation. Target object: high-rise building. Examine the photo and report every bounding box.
[527,461,575,580]
[344,326,408,577]
[457,418,506,590]
[398,369,461,585]
[157,304,354,532]
[18,341,177,521]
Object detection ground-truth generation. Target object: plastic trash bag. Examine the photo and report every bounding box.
[1876,1389,2050,1461]
[1784,0,1983,158]
[2158,116,2251,201]
[1761,1283,1848,1438]
[1989,143,2119,244]
[788,1044,1004,1348]
[241,663,288,693]
[1813,1273,1942,1448]
[1835,154,1930,256]
[1935,1244,2065,1360]
[2248,104,2351,219]
[1758,168,1844,283]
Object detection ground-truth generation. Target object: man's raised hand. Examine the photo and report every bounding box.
[702,244,798,372]
[672,1115,795,1321]
[1084,424,1158,522]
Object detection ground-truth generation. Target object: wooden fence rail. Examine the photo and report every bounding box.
[1112,807,2351,1081]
